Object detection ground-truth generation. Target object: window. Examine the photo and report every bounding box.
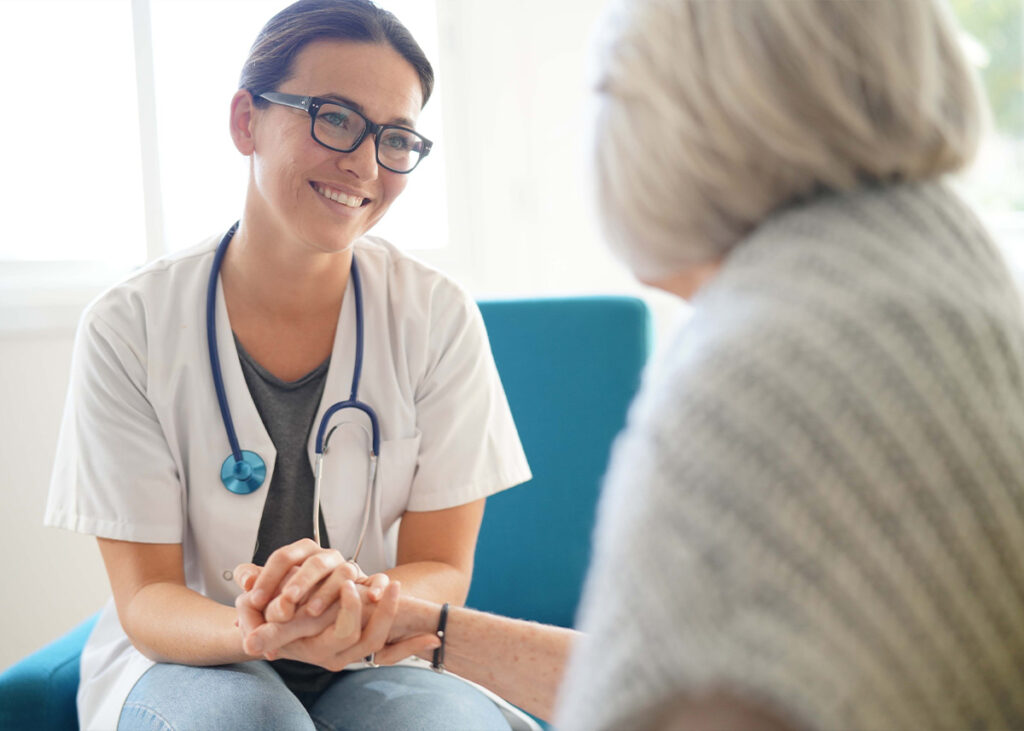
[1,0,445,270]
[949,0,1024,262]
[1,0,145,265]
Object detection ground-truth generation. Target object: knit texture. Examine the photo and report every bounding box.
[556,182,1024,731]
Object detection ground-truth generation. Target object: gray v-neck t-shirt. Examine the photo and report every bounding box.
[234,334,331,566]
[235,335,336,694]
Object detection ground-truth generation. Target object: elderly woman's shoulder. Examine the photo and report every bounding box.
[694,181,1020,352]
[637,181,1024,439]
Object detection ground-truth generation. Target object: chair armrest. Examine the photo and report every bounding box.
[0,613,98,731]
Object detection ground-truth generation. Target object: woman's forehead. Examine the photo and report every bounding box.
[286,40,423,122]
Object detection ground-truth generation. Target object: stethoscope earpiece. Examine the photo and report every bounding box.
[220,450,267,494]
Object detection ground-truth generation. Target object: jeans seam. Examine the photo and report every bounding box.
[121,701,178,731]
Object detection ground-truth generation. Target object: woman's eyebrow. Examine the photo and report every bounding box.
[321,93,416,128]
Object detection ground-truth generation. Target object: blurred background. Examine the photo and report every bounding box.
[0,0,1021,671]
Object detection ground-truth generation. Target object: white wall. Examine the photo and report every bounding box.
[0,0,684,672]
[0,331,113,670]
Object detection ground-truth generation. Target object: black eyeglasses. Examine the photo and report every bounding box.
[258,91,433,174]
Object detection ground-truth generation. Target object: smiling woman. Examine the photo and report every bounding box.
[151,0,448,258]
[41,2,533,729]
[231,40,425,257]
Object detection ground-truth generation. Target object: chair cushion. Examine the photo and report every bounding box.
[0,614,97,731]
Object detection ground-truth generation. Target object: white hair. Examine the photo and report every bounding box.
[592,0,986,281]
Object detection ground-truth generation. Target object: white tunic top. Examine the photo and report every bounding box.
[45,232,532,730]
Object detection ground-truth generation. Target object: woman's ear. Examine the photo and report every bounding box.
[230,89,257,155]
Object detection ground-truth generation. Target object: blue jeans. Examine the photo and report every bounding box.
[118,661,513,731]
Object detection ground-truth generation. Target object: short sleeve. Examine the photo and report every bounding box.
[405,286,531,511]
[44,303,184,542]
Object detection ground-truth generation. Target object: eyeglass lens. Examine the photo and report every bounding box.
[314,102,426,172]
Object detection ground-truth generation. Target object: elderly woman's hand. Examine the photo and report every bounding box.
[236,574,439,670]
[232,542,426,668]
[235,571,373,663]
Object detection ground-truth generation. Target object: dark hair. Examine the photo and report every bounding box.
[240,0,434,107]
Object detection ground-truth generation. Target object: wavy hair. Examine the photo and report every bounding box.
[240,0,434,108]
[592,0,985,280]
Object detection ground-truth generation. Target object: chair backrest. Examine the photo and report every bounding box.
[469,296,651,628]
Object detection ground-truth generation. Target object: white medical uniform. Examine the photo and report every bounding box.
[45,232,532,731]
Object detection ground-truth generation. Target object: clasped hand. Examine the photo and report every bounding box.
[233,539,437,671]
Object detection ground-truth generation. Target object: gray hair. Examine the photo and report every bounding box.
[592,0,985,281]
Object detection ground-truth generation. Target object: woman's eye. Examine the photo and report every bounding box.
[382,133,413,151]
[320,112,349,128]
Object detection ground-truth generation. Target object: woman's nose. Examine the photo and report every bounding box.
[339,134,379,180]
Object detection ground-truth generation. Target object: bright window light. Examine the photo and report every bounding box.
[950,0,1024,215]
[0,0,146,264]
[949,0,1024,266]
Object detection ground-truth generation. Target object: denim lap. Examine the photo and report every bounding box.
[119,662,511,731]
[308,665,512,731]
[119,661,313,731]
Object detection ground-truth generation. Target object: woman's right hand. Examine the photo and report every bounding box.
[239,539,371,624]
[233,558,370,653]
[234,561,439,668]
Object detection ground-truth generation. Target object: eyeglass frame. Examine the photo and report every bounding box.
[256,91,433,174]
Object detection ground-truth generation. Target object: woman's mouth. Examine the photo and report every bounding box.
[312,182,369,208]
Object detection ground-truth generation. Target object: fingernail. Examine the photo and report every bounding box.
[308,598,324,616]
[287,585,301,600]
[243,575,255,591]
[251,589,266,605]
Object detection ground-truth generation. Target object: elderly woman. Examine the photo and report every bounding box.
[242,0,1024,730]
[559,0,1024,728]
[44,1,532,729]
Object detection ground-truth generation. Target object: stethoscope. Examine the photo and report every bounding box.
[206,222,380,559]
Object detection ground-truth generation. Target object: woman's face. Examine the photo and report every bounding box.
[244,40,424,253]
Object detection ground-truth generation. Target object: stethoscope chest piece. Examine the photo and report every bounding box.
[220,450,267,494]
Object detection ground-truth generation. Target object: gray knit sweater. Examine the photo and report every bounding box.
[556,182,1024,731]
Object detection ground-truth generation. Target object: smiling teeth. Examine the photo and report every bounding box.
[315,184,363,207]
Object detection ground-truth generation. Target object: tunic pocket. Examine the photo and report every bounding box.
[376,431,423,531]
[318,430,422,572]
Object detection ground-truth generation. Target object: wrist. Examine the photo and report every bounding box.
[391,594,439,641]
[431,602,449,672]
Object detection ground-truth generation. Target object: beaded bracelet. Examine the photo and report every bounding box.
[431,602,449,672]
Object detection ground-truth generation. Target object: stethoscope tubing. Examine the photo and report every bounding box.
[208,223,381,557]
[208,223,244,464]
[313,258,380,457]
